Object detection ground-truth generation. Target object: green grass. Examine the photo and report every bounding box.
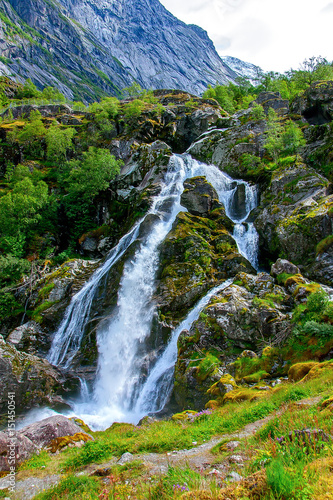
[34,475,102,500]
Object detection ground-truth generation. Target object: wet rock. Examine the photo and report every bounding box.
[173,272,292,409]
[0,336,79,418]
[155,210,253,325]
[180,176,221,216]
[187,115,267,181]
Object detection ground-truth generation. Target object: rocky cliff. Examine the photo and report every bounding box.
[0,0,240,101]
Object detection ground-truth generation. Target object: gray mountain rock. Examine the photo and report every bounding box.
[0,0,247,101]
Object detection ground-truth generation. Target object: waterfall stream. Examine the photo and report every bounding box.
[46,154,259,429]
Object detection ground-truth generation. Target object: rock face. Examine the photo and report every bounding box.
[0,0,245,100]
[253,161,333,272]
[0,336,79,418]
[155,205,255,325]
[173,271,292,409]
[291,81,333,124]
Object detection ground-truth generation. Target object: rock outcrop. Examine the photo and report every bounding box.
[0,336,79,419]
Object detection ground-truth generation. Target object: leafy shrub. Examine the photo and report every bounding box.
[0,290,23,320]
[0,255,30,287]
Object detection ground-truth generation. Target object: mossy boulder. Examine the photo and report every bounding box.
[288,361,319,382]
[156,210,254,324]
[187,116,267,182]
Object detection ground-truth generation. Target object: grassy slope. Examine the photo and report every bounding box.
[4,360,333,500]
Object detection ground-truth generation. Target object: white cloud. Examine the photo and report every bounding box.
[160,0,333,72]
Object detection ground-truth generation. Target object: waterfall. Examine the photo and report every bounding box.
[46,154,259,430]
[133,278,234,418]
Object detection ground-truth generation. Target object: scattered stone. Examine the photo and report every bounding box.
[226,471,243,482]
[228,454,244,465]
[225,441,241,451]
[240,350,258,359]
[117,452,134,466]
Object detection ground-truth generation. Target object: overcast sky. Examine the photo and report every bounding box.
[159,0,333,73]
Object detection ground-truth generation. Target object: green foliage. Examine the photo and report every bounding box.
[65,147,122,202]
[266,458,313,500]
[16,78,41,99]
[0,290,23,320]
[316,234,333,255]
[45,124,76,163]
[19,450,51,470]
[0,254,30,287]
[121,82,145,98]
[203,84,236,114]
[281,120,306,155]
[64,440,113,469]
[122,99,146,119]
[88,96,119,119]
[264,108,284,162]
[250,103,265,120]
[9,110,46,158]
[0,177,49,236]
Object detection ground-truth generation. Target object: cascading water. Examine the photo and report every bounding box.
[46,154,259,430]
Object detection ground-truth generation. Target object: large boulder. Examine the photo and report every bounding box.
[180,176,221,216]
[155,209,254,325]
[0,415,91,471]
[253,92,289,116]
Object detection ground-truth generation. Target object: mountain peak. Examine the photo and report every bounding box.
[0,0,248,101]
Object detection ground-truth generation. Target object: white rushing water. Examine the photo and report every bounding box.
[46,154,259,430]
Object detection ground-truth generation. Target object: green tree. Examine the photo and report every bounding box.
[9,110,46,158]
[45,124,76,163]
[41,86,66,102]
[281,120,306,155]
[122,99,146,119]
[65,147,122,202]
[0,177,49,236]
[264,109,284,162]
[16,78,42,99]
